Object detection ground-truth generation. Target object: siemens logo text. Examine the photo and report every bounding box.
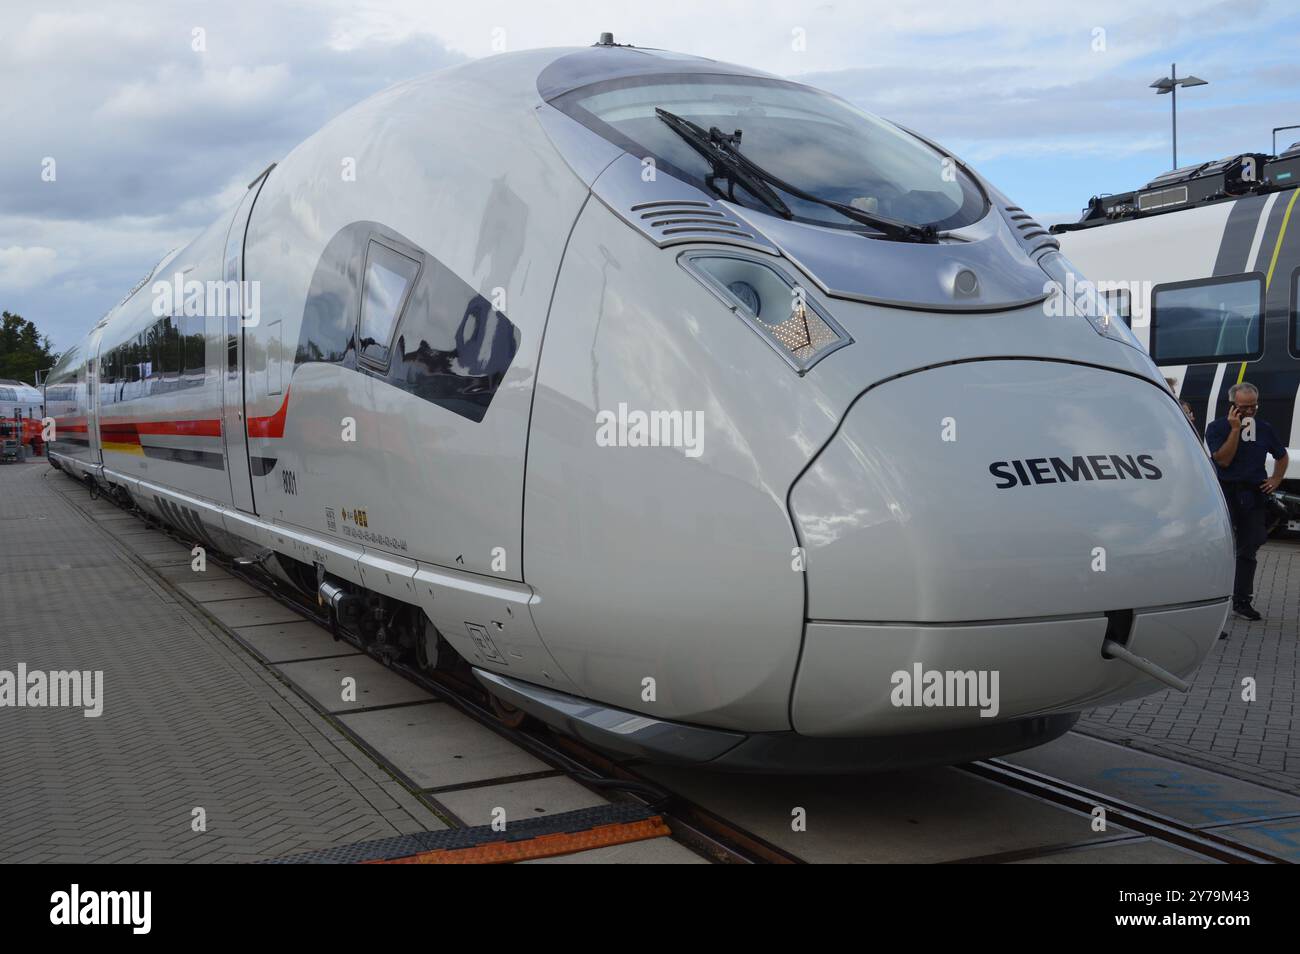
[989,454,1162,489]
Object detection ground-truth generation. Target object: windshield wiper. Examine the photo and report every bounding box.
[655,107,938,243]
[654,107,793,220]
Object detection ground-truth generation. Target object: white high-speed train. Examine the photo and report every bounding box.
[47,39,1235,771]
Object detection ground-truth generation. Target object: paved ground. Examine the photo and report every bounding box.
[1077,542,1298,795]
[0,461,447,862]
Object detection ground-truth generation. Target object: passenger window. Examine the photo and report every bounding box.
[161,318,181,380]
[1150,274,1264,364]
[182,315,206,381]
[359,240,420,367]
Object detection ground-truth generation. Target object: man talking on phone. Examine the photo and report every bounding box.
[1205,382,1289,620]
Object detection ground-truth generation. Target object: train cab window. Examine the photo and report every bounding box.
[359,240,420,367]
[1149,273,1264,365]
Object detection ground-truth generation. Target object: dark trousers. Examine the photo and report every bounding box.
[1222,483,1269,602]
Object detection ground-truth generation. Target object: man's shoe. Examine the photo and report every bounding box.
[1232,601,1263,621]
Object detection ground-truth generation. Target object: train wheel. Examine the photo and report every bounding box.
[488,692,529,729]
[414,626,432,671]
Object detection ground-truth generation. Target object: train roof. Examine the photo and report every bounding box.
[535,39,779,101]
[1052,146,1300,234]
[0,380,42,399]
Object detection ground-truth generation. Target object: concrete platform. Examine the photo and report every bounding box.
[435,774,610,827]
[275,655,436,713]
[201,595,304,628]
[234,620,359,663]
[639,762,1135,864]
[174,578,265,602]
[337,702,553,791]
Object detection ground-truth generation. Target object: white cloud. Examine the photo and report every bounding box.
[97,63,293,124]
[0,246,62,290]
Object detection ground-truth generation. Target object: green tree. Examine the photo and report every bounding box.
[0,311,59,384]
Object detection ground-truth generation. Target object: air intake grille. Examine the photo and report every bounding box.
[1003,204,1058,257]
[630,200,759,244]
[591,154,781,254]
[1137,185,1189,212]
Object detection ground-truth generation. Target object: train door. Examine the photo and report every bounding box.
[219,167,274,514]
[86,333,103,466]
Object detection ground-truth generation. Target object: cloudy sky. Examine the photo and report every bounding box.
[3,0,1299,354]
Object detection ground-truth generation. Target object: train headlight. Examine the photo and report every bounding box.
[1038,250,1143,351]
[726,280,762,316]
[680,252,852,373]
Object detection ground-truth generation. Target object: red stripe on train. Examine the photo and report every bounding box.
[247,388,290,439]
[57,390,291,441]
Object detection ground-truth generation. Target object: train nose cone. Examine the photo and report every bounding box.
[788,359,1234,736]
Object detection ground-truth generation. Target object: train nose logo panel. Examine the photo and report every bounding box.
[790,359,1234,623]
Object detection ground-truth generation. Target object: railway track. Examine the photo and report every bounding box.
[74,473,1293,865]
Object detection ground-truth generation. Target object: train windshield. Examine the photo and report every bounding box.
[552,73,987,233]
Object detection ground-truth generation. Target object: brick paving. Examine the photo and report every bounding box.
[0,460,447,862]
[1078,542,1299,795]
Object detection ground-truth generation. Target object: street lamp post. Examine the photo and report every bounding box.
[1150,64,1208,170]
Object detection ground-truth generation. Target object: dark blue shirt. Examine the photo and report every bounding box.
[1205,416,1288,483]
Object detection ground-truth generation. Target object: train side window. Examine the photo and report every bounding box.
[149,324,163,386]
[159,317,179,386]
[101,349,113,404]
[1150,273,1264,365]
[359,239,421,368]
[182,315,206,384]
